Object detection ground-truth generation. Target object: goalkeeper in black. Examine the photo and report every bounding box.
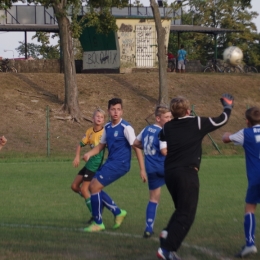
[157,93,234,260]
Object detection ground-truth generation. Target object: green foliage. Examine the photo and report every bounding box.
[168,0,259,66]
[0,0,19,9]
[15,33,60,59]
[130,0,143,6]
[88,0,128,8]
[15,41,41,59]
[33,32,60,59]
[84,8,118,34]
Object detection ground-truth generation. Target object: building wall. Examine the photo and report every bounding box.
[78,18,171,71]
[9,59,60,73]
[1,59,203,73]
[116,18,171,70]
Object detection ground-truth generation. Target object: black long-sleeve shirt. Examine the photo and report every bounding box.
[159,108,231,172]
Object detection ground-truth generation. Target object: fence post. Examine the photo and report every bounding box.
[46,105,50,157]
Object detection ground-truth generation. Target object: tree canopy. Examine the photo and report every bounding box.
[168,0,259,67]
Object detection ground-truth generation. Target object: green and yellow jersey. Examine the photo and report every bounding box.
[80,127,104,172]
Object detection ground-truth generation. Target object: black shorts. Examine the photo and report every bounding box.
[78,167,95,182]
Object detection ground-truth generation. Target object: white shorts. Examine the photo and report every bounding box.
[178,60,185,70]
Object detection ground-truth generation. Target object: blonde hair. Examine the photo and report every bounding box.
[170,96,190,118]
[93,108,105,117]
[155,105,170,117]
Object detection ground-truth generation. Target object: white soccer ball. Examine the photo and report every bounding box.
[223,46,243,66]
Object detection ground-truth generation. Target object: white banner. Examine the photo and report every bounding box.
[83,50,120,70]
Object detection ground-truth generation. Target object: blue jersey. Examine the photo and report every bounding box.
[230,125,260,185]
[100,119,136,171]
[137,124,166,175]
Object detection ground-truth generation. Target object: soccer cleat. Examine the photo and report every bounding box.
[86,216,94,225]
[113,209,127,229]
[157,248,182,260]
[235,245,257,258]
[83,222,105,232]
[143,230,154,238]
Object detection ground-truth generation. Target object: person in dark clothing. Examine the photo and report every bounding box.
[156,93,234,260]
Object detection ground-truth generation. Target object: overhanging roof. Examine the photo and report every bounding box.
[170,25,243,34]
[0,24,242,35]
[0,24,59,32]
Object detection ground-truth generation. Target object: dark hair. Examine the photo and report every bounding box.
[181,44,184,48]
[245,107,260,126]
[108,98,122,109]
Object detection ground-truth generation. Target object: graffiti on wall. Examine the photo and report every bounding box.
[135,25,154,67]
[83,50,120,69]
[118,23,135,64]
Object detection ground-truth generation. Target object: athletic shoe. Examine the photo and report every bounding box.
[157,248,181,260]
[86,216,94,225]
[235,245,257,258]
[113,209,127,229]
[143,230,154,238]
[83,222,105,232]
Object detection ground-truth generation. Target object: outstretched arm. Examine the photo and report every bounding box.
[222,132,233,143]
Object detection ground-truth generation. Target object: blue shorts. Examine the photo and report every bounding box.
[245,184,260,204]
[93,163,128,187]
[147,172,165,190]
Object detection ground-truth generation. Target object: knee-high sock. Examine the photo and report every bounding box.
[145,201,158,232]
[85,198,92,213]
[244,213,256,246]
[91,193,103,224]
[101,190,121,216]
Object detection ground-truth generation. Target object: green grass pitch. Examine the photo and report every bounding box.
[0,157,259,260]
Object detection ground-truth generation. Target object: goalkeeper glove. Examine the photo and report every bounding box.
[220,93,234,109]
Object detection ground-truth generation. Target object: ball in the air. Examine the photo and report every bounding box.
[223,46,243,66]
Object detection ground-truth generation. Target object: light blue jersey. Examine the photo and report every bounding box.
[230,125,260,185]
[137,124,166,176]
[178,49,187,61]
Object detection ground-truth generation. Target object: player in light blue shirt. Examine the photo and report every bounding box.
[134,106,172,238]
[223,107,260,258]
[83,98,146,232]
[177,44,187,73]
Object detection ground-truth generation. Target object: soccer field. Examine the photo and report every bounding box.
[0,157,259,260]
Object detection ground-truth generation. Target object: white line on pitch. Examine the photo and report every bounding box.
[0,223,232,260]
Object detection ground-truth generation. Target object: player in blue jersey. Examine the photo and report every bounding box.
[223,106,260,258]
[82,98,146,232]
[134,106,172,238]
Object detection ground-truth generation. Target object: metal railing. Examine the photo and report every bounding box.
[3,5,180,25]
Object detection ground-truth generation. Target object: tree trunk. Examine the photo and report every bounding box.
[53,5,82,122]
[150,0,169,106]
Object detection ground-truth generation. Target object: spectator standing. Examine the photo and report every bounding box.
[177,45,187,73]
[167,52,176,72]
